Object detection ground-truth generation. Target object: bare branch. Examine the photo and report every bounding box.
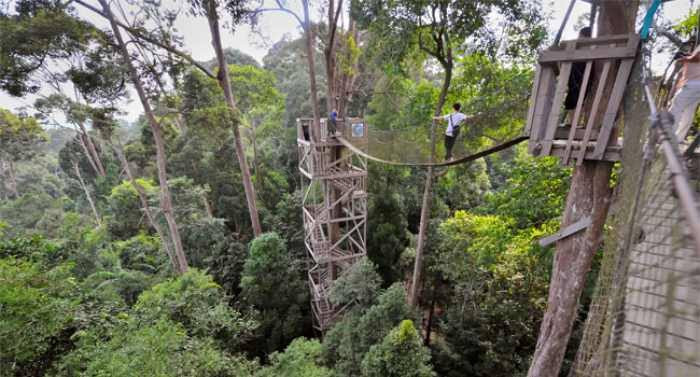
[250,0,305,28]
[328,0,344,52]
[74,0,216,79]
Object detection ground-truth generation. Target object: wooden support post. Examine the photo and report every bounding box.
[538,216,592,247]
[527,2,639,377]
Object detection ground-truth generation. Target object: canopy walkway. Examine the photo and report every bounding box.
[335,135,529,167]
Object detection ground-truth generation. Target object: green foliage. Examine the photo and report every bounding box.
[0,192,71,239]
[0,3,581,375]
[0,258,77,373]
[367,165,410,284]
[263,36,327,128]
[0,234,64,265]
[673,8,700,38]
[353,0,546,69]
[240,233,307,355]
[361,320,434,377]
[136,269,256,345]
[106,179,157,239]
[205,48,260,68]
[181,218,248,295]
[66,318,258,377]
[323,284,416,377]
[258,338,333,377]
[0,3,98,96]
[0,108,46,162]
[478,152,570,229]
[262,190,305,259]
[330,257,382,308]
[113,233,163,272]
[428,151,568,377]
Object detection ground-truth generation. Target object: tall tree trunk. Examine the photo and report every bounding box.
[527,3,638,376]
[1,159,10,199]
[409,63,452,308]
[7,160,19,198]
[324,0,343,115]
[302,0,322,140]
[77,122,106,177]
[99,0,188,274]
[204,0,263,237]
[75,126,102,177]
[337,19,360,118]
[112,141,178,270]
[73,160,101,226]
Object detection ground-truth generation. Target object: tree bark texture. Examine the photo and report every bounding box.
[78,122,105,177]
[527,161,613,377]
[204,0,262,237]
[302,0,322,140]
[73,160,101,227]
[112,141,178,271]
[527,2,638,376]
[8,160,18,198]
[99,0,188,274]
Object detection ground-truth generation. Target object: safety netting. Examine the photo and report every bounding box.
[570,111,700,377]
[353,122,522,166]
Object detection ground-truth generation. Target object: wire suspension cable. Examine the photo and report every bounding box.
[336,135,528,167]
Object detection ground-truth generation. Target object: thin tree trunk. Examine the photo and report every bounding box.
[202,192,214,219]
[424,284,438,346]
[324,0,343,115]
[204,0,263,237]
[77,122,106,177]
[7,160,18,198]
[527,162,613,377]
[75,126,102,177]
[527,3,638,376]
[302,0,322,140]
[112,141,178,270]
[1,159,10,199]
[338,19,360,118]
[409,63,452,308]
[73,160,101,226]
[99,0,188,274]
[252,119,261,185]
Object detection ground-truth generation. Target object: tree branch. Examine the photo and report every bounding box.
[328,0,344,52]
[660,29,685,48]
[73,0,216,79]
[251,0,305,28]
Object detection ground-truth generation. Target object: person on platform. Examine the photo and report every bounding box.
[329,108,338,136]
[562,26,593,126]
[433,103,473,161]
[669,42,700,124]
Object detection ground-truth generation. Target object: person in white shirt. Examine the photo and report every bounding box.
[433,103,472,161]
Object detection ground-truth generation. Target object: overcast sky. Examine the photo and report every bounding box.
[0,0,695,121]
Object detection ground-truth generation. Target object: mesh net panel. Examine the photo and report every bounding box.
[571,119,700,376]
[363,124,503,165]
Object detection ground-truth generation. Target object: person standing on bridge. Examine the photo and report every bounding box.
[434,103,472,161]
[669,41,700,126]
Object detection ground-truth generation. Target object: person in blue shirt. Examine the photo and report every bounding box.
[329,109,338,136]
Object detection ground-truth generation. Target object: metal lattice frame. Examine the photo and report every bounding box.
[297,118,368,331]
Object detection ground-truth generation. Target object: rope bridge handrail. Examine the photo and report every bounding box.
[336,135,529,167]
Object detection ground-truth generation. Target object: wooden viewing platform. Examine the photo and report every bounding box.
[526,33,640,165]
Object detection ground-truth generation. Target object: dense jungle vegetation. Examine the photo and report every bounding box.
[1,1,695,376]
